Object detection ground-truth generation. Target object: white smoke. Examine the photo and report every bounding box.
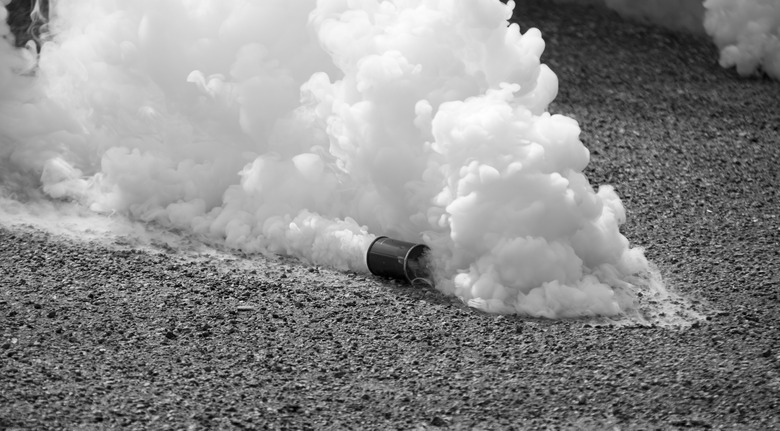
[704,0,780,79]
[0,0,695,321]
[554,0,780,79]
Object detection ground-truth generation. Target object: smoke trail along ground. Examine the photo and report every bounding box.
[0,0,699,321]
[554,0,780,79]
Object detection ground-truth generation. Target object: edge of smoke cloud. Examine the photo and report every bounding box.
[550,0,780,79]
[0,195,205,253]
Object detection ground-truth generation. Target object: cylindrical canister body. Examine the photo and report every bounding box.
[366,236,432,285]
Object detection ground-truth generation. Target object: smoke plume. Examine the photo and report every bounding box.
[1,0,695,321]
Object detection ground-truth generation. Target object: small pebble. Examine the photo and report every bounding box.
[431,416,448,427]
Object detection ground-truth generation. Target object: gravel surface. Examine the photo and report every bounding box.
[2,1,780,429]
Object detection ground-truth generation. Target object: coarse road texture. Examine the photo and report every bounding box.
[2,1,779,430]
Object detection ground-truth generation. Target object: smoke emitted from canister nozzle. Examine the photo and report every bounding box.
[0,0,701,322]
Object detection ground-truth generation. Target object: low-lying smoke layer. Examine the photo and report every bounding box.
[1,0,675,319]
[554,0,780,79]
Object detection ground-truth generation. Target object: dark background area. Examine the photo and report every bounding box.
[4,0,48,49]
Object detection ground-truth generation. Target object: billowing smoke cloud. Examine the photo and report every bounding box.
[1,0,690,320]
[554,0,780,79]
[704,0,780,79]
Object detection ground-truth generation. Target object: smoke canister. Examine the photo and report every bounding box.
[366,236,432,285]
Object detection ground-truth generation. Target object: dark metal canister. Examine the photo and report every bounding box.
[366,236,431,285]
